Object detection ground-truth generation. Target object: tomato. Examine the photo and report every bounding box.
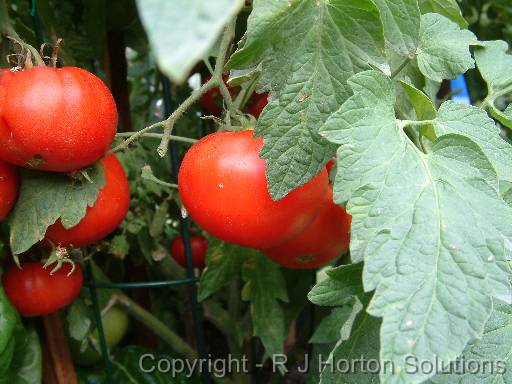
[0,160,19,221]
[45,155,130,247]
[170,235,208,268]
[178,130,329,249]
[264,187,351,269]
[71,307,130,366]
[2,261,83,317]
[0,66,117,172]
[246,92,268,118]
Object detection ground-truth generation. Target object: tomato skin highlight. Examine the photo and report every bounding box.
[3,262,83,317]
[0,160,19,221]
[44,155,130,247]
[0,67,117,172]
[264,187,351,269]
[178,130,329,249]
[170,235,208,268]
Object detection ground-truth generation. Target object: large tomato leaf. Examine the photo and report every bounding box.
[9,163,105,254]
[135,0,244,84]
[321,70,512,384]
[228,0,387,200]
[6,325,42,384]
[474,40,512,129]
[418,0,467,28]
[427,300,512,384]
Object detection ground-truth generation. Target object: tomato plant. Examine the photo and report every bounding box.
[3,261,83,317]
[178,130,329,248]
[0,66,117,172]
[0,160,19,220]
[44,154,130,247]
[170,235,208,268]
[264,187,351,269]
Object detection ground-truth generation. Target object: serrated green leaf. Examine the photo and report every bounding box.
[474,40,512,130]
[434,101,512,183]
[7,325,42,384]
[417,13,477,82]
[135,0,244,83]
[67,300,92,341]
[373,0,420,57]
[310,305,355,344]
[0,287,17,356]
[229,0,386,199]
[198,240,250,302]
[242,253,288,357]
[427,300,512,384]
[419,0,467,28]
[319,295,381,384]
[308,264,364,307]
[400,80,436,140]
[321,70,512,384]
[9,164,105,254]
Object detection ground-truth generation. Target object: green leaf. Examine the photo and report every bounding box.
[308,264,364,307]
[135,0,244,83]
[418,0,467,28]
[67,300,92,341]
[474,40,512,129]
[400,80,436,140]
[372,0,420,56]
[310,305,355,344]
[242,253,288,357]
[427,300,512,383]
[417,13,477,82]
[9,163,105,254]
[319,295,381,384]
[7,325,42,384]
[321,70,512,384]
[229,0,386,199]
[0,287,17,357]
[434,101,512,183]
[198,239,250,301]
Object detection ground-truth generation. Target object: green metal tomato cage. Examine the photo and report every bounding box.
[28,1,211,382]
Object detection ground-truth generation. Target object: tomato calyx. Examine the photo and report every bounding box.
[43,245,78,276]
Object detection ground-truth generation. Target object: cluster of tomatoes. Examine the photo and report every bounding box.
[0,66,131,316]
[176,129,351,270]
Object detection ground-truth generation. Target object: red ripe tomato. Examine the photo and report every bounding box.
[0,66,117,172]
[0,160,19,221]
[44,155,130,247]
[170,235,208,268]
[178,130,329,249]
[3,261,83,317]
[246,92,268,118]
[264,187,351,269]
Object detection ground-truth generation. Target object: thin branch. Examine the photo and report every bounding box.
[390,58,411,80]
[115,132,197,145]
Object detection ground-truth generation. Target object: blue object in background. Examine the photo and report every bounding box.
[450,75,471,105]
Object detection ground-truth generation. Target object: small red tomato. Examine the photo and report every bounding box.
[44,155,130,247]
[170,235,208,268]
[0,66,117,172]
[178,130,329,249]
[0,160,19,221]
[3,261,83,317]
[246,92,268,118]
[264,187,351,269]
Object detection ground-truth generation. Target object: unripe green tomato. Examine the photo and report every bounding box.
[71,307,129,366]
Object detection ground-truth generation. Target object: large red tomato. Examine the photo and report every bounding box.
[178,130,329,249]
[0,160,19,220]
[3,261,83,317]
[0,67,117,172]
[170,235,208,268]
[264,187,351,269]
[44,155,130,247]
